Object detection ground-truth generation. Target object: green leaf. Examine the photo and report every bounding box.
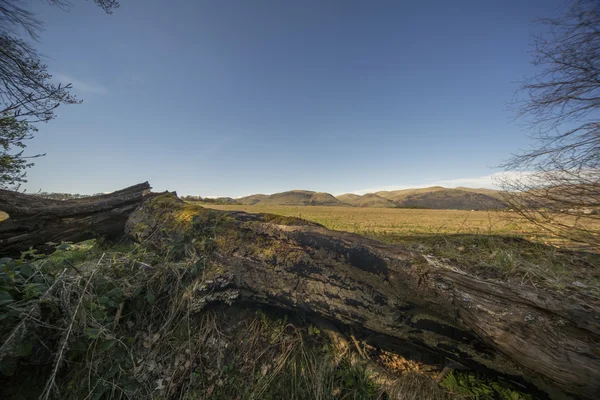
[16,342,32,357]
[71,340,88,352]
[0,358,17,376]
[92,386,108,400]
[113,345,128,360]
[0,290,13,302]
[92,309,107,321]
[28,283,48,294]
[106,288,123,299]
[98,296,110,305]
[86,327,100,339]
[98,339,117,352]
[123,382,140,394]
[0,258,13,266]
[146,293,155,304]
[103,364,120,379]
[18,264,34,278]
[57,242,73,251]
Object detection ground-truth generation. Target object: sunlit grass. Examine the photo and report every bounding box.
[202,205,547,240]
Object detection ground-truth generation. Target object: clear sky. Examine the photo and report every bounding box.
[21,0,565,197]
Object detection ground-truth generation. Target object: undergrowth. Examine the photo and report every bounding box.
[363,232,600,296]
[0,241,536,399]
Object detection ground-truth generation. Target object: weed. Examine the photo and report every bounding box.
[441,371,533,400]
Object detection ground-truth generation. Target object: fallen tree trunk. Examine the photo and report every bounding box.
[126,193,600,400]
[0,182,155,257]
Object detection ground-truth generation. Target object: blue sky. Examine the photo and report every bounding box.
[21,0,565,197]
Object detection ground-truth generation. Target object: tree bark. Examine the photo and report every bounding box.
[0,182,155,257]
[126,193,600,400]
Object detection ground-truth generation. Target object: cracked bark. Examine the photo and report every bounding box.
[0,182,155,256]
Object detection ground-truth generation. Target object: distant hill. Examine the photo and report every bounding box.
[375,186,448,202]
[237,194,269,205]
[237,190,344,206]
[189,186,508,210]
[336,193,397,208]
[394,189,506,210]
[455,187,507,202]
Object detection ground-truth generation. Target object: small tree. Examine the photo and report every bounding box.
[501,0,600,249]
[0,113,40,188]
[0,0,120,189]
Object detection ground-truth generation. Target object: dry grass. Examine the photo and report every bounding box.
[204,204,600,249]
[202,205,543,239]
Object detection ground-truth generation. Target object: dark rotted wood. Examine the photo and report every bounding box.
[0,182,155,256]
[126,193,600,400]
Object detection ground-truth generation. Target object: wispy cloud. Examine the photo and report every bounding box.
[55,74,109,95]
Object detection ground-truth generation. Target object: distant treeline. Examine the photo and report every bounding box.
[180,195,237,205]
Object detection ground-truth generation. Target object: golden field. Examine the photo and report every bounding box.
[205,205,541,239]
[204,204,600,252]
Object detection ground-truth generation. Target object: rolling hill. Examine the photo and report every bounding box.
[237,190,344,206]
[236,194,269,205]
[375,186,448,202]
[335,193,397,208]
[394,189,506,210]
[192,187,507,210]
[373,187,507,209]
[455,187,507,202]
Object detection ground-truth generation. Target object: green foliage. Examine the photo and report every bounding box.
[0,242,146,398]
[442,371,533,400]
[364,232,600,295]
[0,255,56,379]
[0,112,38,188]
[308,324,321,336]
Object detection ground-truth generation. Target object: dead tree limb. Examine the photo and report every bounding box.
[126,193,600,400]
[0,182,154,256]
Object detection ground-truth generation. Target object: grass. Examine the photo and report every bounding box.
[201,205,555,240]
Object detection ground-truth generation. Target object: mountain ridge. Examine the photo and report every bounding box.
[185,186,508,210]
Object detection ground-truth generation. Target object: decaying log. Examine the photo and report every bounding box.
[126,193,600,400]
[0,182,155,256]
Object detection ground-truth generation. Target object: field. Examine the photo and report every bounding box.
[205,205,544,242]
